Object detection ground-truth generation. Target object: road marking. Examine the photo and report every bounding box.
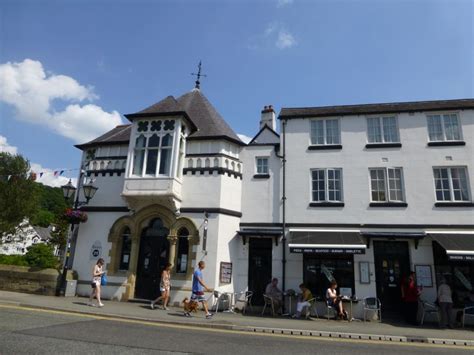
[0,303,472,351]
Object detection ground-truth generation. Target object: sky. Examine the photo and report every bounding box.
[0,0,472,187]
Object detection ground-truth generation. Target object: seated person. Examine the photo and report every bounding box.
[293,283,313,318]
[326,280,348,320]
[265,278,283,313]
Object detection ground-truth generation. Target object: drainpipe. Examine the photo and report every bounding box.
[278,119,287,292]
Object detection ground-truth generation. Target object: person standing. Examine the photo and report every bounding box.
[189,261,213,319]
[88,258,105,307]
[403,271,421,325]
[438,277,454,328]
[265,278,283,313]
[151,263,172,310]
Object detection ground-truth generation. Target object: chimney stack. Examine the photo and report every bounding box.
[260,104,276,131]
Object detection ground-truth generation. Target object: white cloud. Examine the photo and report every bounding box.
[276,30,297,49]
[0,59,122,143]
[0,135,18,154]
[237,134,252,144]
[277,0,294,8]
[30,162,77,188]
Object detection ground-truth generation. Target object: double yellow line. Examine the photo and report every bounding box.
[0,303,471,351]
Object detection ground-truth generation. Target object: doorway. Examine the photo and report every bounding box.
[373,241,410,314]
[135,218,170,300]
[248,238,273,306]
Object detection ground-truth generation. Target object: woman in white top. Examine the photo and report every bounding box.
[437,277,454,328]
[326,280,347,320]
[88,258,105,307]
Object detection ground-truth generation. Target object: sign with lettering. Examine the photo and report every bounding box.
[290,247,365,254]
[90,240,102,260]
[219,262,232,284]
[449,255,474,261]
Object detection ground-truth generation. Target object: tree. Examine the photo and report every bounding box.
[24,243,58,269]
[0,153,38,236]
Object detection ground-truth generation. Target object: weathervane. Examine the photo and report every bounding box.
[191,61,207,89]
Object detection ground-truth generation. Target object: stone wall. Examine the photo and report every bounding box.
[0,265,61,296]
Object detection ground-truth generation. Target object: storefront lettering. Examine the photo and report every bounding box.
[290,247,365,254]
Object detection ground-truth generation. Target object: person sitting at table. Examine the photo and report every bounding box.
[293,283,313,319]
[326,280,348,320]
[265,277,283,313]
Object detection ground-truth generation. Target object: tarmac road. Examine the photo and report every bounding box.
[0,305,471,355]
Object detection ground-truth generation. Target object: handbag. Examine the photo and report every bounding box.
[101,273,107,286]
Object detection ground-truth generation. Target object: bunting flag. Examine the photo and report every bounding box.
[40,172,44,177]
[60,170,64,176]
[0,167,79,180]
[54,171,59,176]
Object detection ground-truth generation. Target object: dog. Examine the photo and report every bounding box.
[182,297,199,316]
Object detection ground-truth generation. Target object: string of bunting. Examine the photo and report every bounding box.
[2,167,80,181]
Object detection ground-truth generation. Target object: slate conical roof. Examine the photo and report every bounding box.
[125,88,243,145]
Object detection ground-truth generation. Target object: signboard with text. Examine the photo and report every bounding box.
[290,247,365,254]
[219,262,232,284]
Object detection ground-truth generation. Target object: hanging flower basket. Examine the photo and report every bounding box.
[64,208,88,224]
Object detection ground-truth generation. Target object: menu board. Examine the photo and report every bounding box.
[415,265,433,287]
[219,262,232,284]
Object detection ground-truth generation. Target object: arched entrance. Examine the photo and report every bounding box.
[135,218,170,299]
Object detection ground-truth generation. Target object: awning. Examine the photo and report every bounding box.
[430,234,474,261]
[237,229,282,246]
[289,231,366,254]
[360,231,426,249]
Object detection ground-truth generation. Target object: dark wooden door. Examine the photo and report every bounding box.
[135,218,169,300]
[248,238,273,306]
[374,241,410,313]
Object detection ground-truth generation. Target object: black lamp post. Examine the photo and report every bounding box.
[57,172,98,296]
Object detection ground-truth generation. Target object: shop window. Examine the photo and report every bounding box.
[303,254,355,298]
[176,228,189,273]
[119,227,132,270]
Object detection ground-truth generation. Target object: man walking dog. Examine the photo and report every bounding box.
[186,261,213,319]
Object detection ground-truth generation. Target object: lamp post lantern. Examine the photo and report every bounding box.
[57,173,98,296]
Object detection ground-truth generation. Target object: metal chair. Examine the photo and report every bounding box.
[262,294,275,316]
[420,300,439,325]
[363,297,382,322]
[210,291,227,313]
[325,299,337,320]
[303,297,318,319]
[234,291,253,314]
[462,306,474,328]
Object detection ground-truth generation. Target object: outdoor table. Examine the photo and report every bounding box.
[282,292,298,316]
[342,297,361,322]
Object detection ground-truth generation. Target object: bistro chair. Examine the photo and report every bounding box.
[461,306,474,328]
[363,297,382,322]
[211,291,228,313]
[420,300,439,326]
[303,297,318,319]
[325,299,337,320]
[234,291,253,314]
[262,294,276,317]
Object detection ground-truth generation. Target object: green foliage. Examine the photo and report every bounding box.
[0,254,29,266]
[49,216,69,251]
[30,209,55,227]
[0,153,38,235]
[24,243,58,269]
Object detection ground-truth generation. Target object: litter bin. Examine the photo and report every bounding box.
[65,280,77,297]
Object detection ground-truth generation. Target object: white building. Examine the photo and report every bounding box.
[72,90,474,319]
[1,220,55,255]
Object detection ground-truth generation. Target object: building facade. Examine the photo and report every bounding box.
[72,91,474,318]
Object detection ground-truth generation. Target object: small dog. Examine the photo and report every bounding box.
[182,297,199,317]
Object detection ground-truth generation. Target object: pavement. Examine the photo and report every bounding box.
[0,290,473,348]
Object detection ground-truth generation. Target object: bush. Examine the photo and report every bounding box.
[0,254,29,266]
[24,244,58,269]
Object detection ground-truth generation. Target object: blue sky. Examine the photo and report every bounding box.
[0,0,472,186]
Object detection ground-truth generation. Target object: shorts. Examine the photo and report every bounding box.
[160,286,170,293]
[191,292,206,302]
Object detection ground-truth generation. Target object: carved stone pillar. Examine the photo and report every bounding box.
[167,234,178,267]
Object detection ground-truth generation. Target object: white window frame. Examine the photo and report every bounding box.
[310,168,343,203]
[310,118,341,146]
[369,167,405,203]
[426,112,463,142]
[432,166,471,202]
[366,115,400,143]
[255,157,269,175]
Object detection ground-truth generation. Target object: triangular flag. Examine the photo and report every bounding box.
[60,170,64,176]
[39,172,44,177]
[54,171,58,176]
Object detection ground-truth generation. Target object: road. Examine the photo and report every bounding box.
[0,305,471,354]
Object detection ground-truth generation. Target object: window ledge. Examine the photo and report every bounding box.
[369,202,407,207]
[253,174,270,179]
[308,144,342,151]
[434,202,474,207]
[365,143,402,149]
[309,202,345,207]
[427,141,466,147]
